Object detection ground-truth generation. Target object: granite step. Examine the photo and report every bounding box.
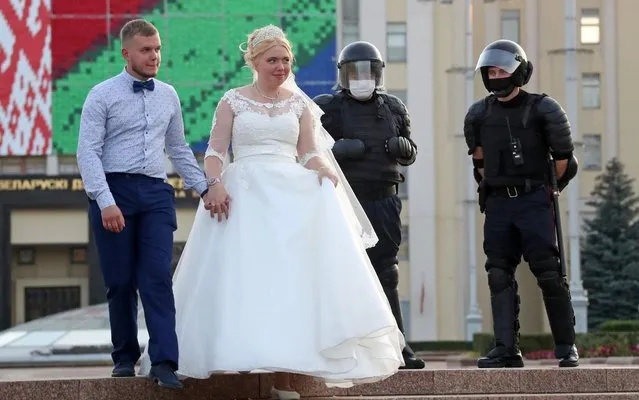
[314,395,639,399]
[1,367,637,400]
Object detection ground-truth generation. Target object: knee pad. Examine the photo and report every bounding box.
[530,258,567,296]
[487,268,513,293]
[529,257,561,278]
[377,264,400,290]
[486,259,514,293]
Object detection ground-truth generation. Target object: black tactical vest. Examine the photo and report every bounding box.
[339,95,402,188]
[479,94,549,187]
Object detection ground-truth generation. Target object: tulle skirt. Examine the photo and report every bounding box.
[139,154,405,388]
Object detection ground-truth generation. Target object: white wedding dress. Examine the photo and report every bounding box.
[138,85,405,388]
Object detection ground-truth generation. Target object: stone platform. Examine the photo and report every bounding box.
[1,365,639,400]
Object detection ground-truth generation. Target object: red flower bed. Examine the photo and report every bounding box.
[524,344,639,359]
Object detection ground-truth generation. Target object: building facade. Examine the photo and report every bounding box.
[2,0,637,342]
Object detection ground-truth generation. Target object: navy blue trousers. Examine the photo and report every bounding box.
[482,185,576,350]
[359,194,418,358]
[359,195,402,271]
[483,186,558,266]
[88,173,178,369]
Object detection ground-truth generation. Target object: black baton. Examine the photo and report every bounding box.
[548,155,567,277]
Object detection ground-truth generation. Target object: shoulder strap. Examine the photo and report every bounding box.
[483,94,496,120]
[377,94,400,135]
[522,92,548,128]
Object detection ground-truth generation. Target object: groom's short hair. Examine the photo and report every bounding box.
[120,19,158,46]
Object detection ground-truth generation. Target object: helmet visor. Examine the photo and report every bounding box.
[338,60,384,89]
[474,49,522,74]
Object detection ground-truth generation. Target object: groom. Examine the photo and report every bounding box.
[77,19,210,389]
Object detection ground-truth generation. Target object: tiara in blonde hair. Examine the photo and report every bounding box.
[251,24,286,47]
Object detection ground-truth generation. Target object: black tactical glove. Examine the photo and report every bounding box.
[385,136,414,160]
[332,138,366,161]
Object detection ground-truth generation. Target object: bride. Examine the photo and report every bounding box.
[139,24,405,398]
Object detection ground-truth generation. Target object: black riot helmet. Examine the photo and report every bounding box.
[336,41,385,95]
[475,39,533,98]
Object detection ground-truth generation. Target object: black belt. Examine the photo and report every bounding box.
[487,183,544,198]
[353,185,398,200]
[105,172,163,183]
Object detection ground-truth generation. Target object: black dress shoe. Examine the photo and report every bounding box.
[148,362,184,389]
[558,345,579,367]
[477,346,524,368]
[111,362,135,377]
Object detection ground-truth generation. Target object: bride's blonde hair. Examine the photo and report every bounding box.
[240,24,294,69]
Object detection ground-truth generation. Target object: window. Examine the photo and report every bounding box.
[500,10,520,43]
[58,155,80,175]
[398,225,409,261]
[69,247,87,264]
[342,0,359,46]
[0,157,45,175]
[16,247,35,265]
[582,134,602,171]
[0,157,22,175]
[25,157,46,174]
[580,9,600,44]
[582,73,601,109]
[342,0,358,21]
[23,286,81,322]
[387,23,407,62]
[343,23,359,46]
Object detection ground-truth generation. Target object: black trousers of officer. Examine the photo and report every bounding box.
[358,191,416,359]
[483,185,576,358]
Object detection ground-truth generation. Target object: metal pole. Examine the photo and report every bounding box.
[564,0,589,333]
[464,0,482,341]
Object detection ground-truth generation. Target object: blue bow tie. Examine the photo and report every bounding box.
[133,79,155,93]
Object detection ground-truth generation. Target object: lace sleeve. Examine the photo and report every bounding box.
[296,97,323,167]
[204,91,234,165]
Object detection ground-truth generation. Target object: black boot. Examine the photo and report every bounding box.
[380,265,425,369]
[400,344,426,369]
[477,345,524,368]
[478,276,524,368]
[543,293,579,367]
[536,262,579,368]
[557,344,579,367]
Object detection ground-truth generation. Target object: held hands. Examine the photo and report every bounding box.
[101,205,125,233]
[317,166,338,187]
[203,184,231,222]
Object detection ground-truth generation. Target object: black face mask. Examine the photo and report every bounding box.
[487,78,516,98]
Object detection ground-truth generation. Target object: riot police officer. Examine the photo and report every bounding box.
[313,41,424,369]
[463,39,580,368]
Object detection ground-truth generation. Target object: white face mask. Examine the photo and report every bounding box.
[348,79,375,100]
